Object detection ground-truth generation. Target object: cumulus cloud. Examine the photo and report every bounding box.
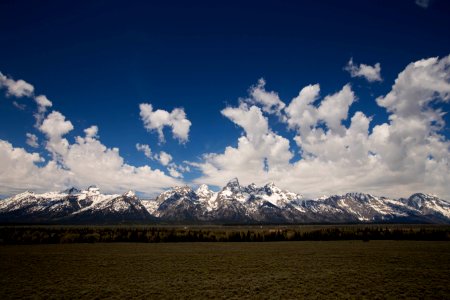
[136,143,152,159]
[38,111,74,160]
[0,140,69,195]
[139,103,191,143]
[168,167,182,178]
[192,103,292,186]
[344,58,382,82]
[26,133,39,148]
[0,110,183,196]
[34,95,53,126]
[193,55,450,199]
[156,151,173,166]
[39,111,73,140]
[248,78,285,115]
[84,125,99,139]
[0,72,34,97]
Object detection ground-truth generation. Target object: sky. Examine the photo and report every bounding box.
[0,0,450,199]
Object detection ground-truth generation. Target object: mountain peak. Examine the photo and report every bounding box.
[196,184,211,194]
[123,190,136,198]
[263,181,281,194]
[1,185,450,224]
[226,178,240,186]
[85,185,100,195]
[62,187,81,195]
[223,178,241,194]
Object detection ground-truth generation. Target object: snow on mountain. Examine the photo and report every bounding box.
[0,186,150,223]
[154,186,206,221]
[400,193,450,220]
[0,179,449,224]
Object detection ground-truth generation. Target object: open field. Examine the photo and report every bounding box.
[1,241,450,299]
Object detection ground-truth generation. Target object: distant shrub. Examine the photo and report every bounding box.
[60,233,80,243]
[83,233,101,243]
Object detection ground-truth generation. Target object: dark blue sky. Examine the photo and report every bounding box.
[1,0,450,196]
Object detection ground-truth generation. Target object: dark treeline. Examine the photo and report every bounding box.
[1,225,450,244]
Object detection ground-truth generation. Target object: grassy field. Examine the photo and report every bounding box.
[1,241,449,299]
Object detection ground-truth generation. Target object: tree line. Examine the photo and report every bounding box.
[0,225,449,244]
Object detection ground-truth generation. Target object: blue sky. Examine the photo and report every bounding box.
[1,0,450,198]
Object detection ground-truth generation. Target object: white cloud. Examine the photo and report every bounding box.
[285,84,356,136]
[35,95,52,108]
[248,78,285,115]
[0,71,53,126]
[38,111,74,160]
[139,103,191,143]
[136,143,152,159]
[0,117,183,196]
[344,58,382,82]
[0,140,69,195]
[26,133,39,148]
[60,131,181,195]
[0,72,187,197]
[416,0,431,8]
[156,151,173,166]
[34,95,53,126]
[136,143,188,178]
[0,72,34,97]
[168,167,182,178]
[39,111,73,140]
[193,55,450,199]
[84,125,99,139]
[193,104,293,187]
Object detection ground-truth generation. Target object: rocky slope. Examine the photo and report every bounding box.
[0,179,449,224]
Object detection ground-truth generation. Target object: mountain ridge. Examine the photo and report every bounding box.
[1,179,449,224]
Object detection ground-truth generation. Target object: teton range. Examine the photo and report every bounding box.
[1,178,449,224]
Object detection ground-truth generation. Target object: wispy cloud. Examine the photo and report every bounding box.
[26,133,39,148]
[415,0,432,8]
[344,58,382,82]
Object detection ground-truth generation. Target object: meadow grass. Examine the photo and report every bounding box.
[1,241,449,299]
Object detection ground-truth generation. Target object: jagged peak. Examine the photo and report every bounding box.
[123,190,136,198]
[264,181,280,190]
[87,185,99,191]
[197,183,209,190]
[84,185,100,196]
[62,187,81,195]
[344,192,375,200]
[196,184,211,194]
[13,190,35,198]
[226,177,240,187]
[409,193,436,199]
[165,185,194,195]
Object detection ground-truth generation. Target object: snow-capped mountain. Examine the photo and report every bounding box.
[0,186,152,223]
[0,179,449,224]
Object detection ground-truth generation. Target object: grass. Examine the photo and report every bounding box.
[1,241,449,299]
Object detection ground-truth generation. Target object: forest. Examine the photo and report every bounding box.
[1,224,449,244]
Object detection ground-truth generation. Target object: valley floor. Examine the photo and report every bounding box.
[1,241,449,299]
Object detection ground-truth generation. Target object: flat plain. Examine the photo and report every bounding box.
[1,241,449,299]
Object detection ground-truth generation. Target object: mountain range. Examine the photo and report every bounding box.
[1,178,449,224]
